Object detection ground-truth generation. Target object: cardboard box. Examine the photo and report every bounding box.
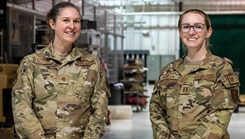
[0,64,18,123]
[240,95,245,106]
[0,64,18,89]
[0,74,17,89]
[0,64,18,75]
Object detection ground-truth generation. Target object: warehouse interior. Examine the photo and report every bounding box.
[0,0,245,138]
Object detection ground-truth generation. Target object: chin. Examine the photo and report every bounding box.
[65,37,77,43]
[185,42,199,47]
[187,45,198,48]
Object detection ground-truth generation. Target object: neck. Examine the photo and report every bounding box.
[52,40,72,56]
[186,50,207,62]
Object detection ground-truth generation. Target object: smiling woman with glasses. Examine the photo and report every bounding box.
[149,9,240,139]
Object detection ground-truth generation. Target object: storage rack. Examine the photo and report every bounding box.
[123,50,149,83]
[121,59,148,112]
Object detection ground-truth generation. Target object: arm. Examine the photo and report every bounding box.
[193,64,239,139]
[149,80,175,139]
[83,59,110,139]
[12,58,45,139]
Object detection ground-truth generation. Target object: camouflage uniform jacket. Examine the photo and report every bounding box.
[150,51,239,139]
[12,43,110,139]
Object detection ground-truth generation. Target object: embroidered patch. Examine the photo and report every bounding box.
[227,75,239,84]
[230,89,239,103]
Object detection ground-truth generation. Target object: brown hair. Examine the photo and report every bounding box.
[46,2,81,25]
[46,2,81,42]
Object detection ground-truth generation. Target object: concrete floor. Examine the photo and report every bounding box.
[103,109,245,139]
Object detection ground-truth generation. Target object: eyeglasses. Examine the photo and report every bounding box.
[179,23,206,33]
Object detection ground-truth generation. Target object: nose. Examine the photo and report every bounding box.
[68,21,75,29]
[189,26,195,33]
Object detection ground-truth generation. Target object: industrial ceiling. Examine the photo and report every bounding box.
[7,0,245,15]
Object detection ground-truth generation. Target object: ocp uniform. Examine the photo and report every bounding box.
[150,51,239,139]
[12,43,110,139]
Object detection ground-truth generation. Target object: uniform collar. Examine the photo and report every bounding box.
[174,51,213,74]
[42,42,83,61]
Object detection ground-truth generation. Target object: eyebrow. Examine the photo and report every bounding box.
[61,17,81,20]
[181,23,205,25]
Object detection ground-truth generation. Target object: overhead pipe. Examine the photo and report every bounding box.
[7,3,46,16]
[179,2,182,12]
[122,10,245,16]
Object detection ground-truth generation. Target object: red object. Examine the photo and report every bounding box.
[106,110,111,125]
[126,96,147,107]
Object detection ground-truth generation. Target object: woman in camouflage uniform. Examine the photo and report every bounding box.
[149,9,239,139]
[12,2,110,139]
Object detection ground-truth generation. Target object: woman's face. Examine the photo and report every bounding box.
[49,7,81,44]
[179,12,212,50]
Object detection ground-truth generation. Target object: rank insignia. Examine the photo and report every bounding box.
[59,75,69,84]
[180,85,189,95]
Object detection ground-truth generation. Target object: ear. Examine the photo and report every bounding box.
[206,27,213,38]
[49,19,55,30]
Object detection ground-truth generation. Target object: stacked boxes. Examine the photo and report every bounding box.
[0,64,18,122]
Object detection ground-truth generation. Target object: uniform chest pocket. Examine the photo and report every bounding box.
[194,74,215,95]
[158,74,180,94]
[75,60,96,101]
[33,59,57,98]
[158,75,180,109]
[160,74,179,87]
[76,82,93,101]
[181,74,215,105]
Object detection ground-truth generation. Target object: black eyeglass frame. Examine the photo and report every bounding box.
[179,23,206,32]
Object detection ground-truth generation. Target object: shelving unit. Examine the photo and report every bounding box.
[121,59,148,112]
[2,1,124,83]
[123,50,150,84]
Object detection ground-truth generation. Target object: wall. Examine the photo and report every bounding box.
[124,14,180,58]
[210,14,245,95]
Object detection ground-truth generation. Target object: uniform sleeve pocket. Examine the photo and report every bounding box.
[220,72,239,88]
